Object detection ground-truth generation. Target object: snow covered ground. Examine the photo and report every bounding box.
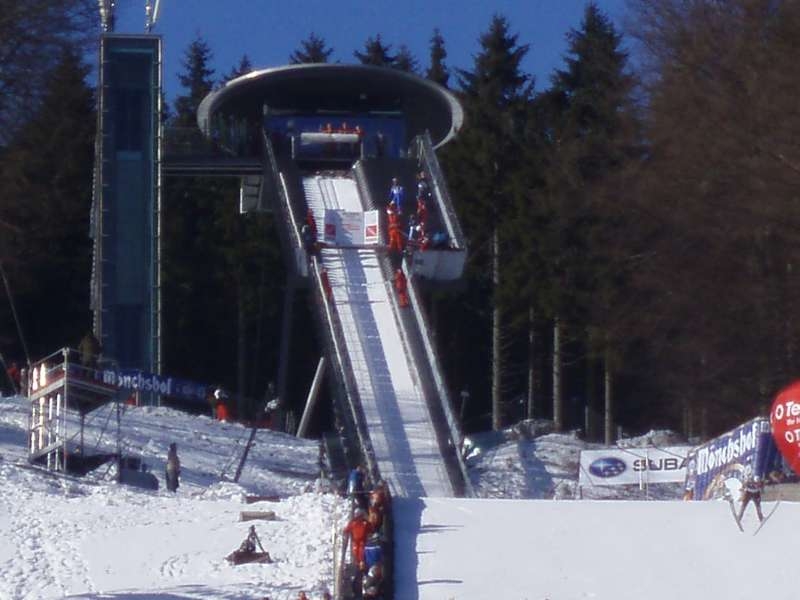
[0,394,797,600]
[0,394,346,600]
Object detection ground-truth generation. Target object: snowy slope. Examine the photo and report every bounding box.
[394,495,795,600]
[304,173,453,498]
[0,394,347,600]
[1,394,798,600]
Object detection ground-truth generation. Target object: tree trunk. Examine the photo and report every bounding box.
[492,227,503,431]
[604,354,614,445]
[552,316,562,431]
[586,352,596,440]
[526,305,536,420]
[237,278,247,419]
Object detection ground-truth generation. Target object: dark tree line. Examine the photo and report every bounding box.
[3,1,798,442]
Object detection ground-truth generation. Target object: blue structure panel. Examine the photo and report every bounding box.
[96,35,161,376]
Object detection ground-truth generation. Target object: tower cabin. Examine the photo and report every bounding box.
[196,63,467,281]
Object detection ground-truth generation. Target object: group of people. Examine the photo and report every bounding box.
[343,466,390,599]
[385,171,434,256]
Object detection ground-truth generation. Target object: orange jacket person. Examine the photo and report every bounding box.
[388,219,404,253]
[394,269,409,307]
[344,508,373,569]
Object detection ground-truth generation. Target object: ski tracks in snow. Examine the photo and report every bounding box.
[0,465,95,599]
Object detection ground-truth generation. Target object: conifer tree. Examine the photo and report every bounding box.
[222,55,254,84]
[172,36,215,129]
[394,44,419,73]
[0,48,95,357]
[290,33,334,64]
[354,35,395,67]
[536,2,639,435]
[443,14,533,430]
[426,28,450,87]
[0,0,96,145]
[162,39,285,417]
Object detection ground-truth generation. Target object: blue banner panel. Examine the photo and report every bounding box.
[94,367,208,404]
[683,417,786,500]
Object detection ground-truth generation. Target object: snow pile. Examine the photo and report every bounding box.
[466,420,686,500]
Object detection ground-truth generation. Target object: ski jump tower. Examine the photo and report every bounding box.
[197,64,472,496]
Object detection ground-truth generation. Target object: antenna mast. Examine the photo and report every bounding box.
[98,0,115,32]
[145,0,162,33]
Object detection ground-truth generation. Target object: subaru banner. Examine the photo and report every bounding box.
[578,446,692,487]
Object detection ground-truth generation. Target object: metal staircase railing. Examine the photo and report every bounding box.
[262,130,308,278]
[412,131,467,251]
[401,259,474,497]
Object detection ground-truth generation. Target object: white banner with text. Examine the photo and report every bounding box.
[578,446,692,487]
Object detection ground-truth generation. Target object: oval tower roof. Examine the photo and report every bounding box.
[197,63,463,148]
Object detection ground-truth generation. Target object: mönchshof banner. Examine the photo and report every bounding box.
[323,209,380,246]
[578,446,692,487]
[682,417,786,500]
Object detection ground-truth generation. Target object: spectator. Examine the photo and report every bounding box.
[347,465,367,508]
[305,208,318,238]
[416,196,427,228]
[416,170,430,200]
[343,507,373,571]
[375,131,385,157]
[165,442,181,492]
[367,504,383,532]
[387,216,404,254]
[301,224,317,256]
[369,479,389,512]
[362,563,384,599]
[364,533,383,569]
[214,388,230,422]
[78,331,101,369]
[6,361,20,393]
[394,269,409,308]
[388,177,404,215]
[320,267,333,302]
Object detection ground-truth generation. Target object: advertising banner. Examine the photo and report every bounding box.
[682,417,785,500]
[363,210,380,245]
[323,209,380,246]
[769,380,800,474]
[96,368,208,403]
[578,446,691,487]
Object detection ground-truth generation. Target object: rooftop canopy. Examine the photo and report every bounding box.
[197,63,463,148]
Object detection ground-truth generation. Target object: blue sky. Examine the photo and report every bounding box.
[114,0,630,102]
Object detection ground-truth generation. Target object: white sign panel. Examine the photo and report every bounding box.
[578,446,692,487]
[363,210,380,245]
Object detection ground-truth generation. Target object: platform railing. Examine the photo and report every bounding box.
[412,131,467,251]
[263,130,308,277]
[401,260,474,497]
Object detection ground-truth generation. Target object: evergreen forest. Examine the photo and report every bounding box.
[2,0,799,442]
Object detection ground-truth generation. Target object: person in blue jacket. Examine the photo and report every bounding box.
[388,177,404,215]
[347,465,368,509]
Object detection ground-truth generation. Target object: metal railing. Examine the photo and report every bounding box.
[401,261,474,497]
[308,256,380,484]
[263,130,308,278]
[412,131,467,251]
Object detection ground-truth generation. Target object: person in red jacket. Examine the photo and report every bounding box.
[343,507,373,571]
[305,208,318,238]
[394,269,409,308]
[387,218,404,253]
